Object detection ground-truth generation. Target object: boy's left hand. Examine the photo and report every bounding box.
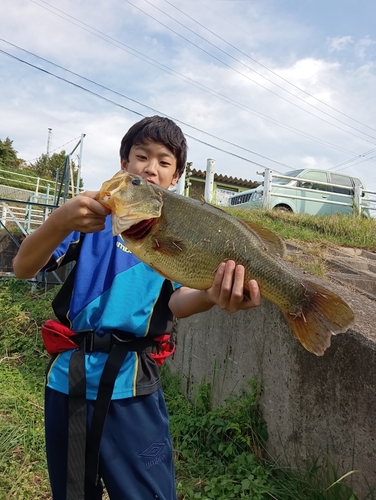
[206,260,261,313]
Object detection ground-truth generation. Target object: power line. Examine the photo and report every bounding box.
[6,38,376,176]
[162,0,376,136]
[26,135,82,164]
[26,3,376,155]
[124,0,376,144]
[329,147,376,172]
[200,0,373,114]
[3,40,376,179]
[0,48,290,170]
[1,37,366,158]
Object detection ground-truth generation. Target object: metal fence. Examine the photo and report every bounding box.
[0,168,58,197]
[230,168,376,216]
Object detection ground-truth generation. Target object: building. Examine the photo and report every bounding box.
[184,167,259,206]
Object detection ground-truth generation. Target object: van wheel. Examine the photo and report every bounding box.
[274,206,292,213]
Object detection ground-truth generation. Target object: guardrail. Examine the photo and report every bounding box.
[230,168,375,216]
[0,168,58,196]
[0,162,80,234]
[0,182,59,235]
[263,169,375,215]
[1,200,54,235]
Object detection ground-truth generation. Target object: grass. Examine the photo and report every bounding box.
[225,208,376,252]
[0,360,49,499]
[0,165,54,195]
[224,207,376,278]
[1,207,376,498]
[0,344,370,499]
[0,279,53,499]
[162,366,368,500]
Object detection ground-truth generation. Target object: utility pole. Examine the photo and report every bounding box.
[76,133,86,195]
[205,158,215,203]
[46,128,52,158]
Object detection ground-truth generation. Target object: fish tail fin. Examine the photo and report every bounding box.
[283,280,354,356]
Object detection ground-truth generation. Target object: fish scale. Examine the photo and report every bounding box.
[141,191,304,311]
[96,170,355,356]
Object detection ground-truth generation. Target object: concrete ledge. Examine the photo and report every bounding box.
[169,294,376,499]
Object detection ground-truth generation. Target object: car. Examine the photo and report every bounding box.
[228,168,369,216]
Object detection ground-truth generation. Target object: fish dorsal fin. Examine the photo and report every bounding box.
[238,219,286,257]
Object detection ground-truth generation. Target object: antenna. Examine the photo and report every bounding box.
[46,128,52,157]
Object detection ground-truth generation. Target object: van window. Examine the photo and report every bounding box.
[297,170,328,191]
[330,173,353,195]
[273,169,303,185]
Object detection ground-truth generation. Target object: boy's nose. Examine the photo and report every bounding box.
[145,158,158,173]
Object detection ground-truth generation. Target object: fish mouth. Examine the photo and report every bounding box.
[122,218,155,240]
[95,170,163,236]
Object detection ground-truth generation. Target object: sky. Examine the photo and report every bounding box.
[1,0,376,194]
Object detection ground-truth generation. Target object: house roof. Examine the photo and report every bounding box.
[189,168,259,188]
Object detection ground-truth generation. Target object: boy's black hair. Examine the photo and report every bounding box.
[120,116,188,177]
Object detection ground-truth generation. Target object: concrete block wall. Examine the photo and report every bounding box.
[169,298,376,499]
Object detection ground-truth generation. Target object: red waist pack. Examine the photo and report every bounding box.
[41,319,175,366]
[151,334,176,366]
[41,319,79,355]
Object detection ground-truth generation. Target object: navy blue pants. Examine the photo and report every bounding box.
[45,387,177,500]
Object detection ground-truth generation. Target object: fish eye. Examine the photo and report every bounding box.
[132,178,141,185]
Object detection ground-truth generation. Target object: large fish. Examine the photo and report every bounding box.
[96,170,354,356]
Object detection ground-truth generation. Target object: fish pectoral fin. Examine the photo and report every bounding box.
[238,219,286,257]
[152,236,186,255]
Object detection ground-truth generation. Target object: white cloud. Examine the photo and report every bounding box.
[355,36,376,59]
[327,36,354,53]
[0,0,376,193]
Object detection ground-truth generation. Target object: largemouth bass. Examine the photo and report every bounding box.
[96,170,354,356]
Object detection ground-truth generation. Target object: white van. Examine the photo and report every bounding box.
[228,168,368,216]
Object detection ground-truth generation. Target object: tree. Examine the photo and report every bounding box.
[30,150,83,193]
[30,150,68,180]
[0,137,21,169]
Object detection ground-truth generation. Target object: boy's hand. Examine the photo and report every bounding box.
[13,191,112,279]
[169,261,261,319]
[51,191,111,234]
[206,260,261,313]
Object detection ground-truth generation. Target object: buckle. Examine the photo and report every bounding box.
[112,333,133,343]
[85,332,113,353]
[74,329,156,353]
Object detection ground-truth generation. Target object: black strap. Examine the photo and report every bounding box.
[67,344,86,500]
[66,333,157,499]
[72,330,158,354]
[84,342,131,494]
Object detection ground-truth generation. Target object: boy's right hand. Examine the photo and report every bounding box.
[51,191,111,234]
[13,191,111,279]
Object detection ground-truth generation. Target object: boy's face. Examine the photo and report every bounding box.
[121,141,179,190]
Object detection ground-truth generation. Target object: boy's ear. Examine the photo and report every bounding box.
[170,172,180,186]
[121,159,127,171]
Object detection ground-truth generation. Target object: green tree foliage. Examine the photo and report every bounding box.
[0,137,24,169]
[0,137,84,194]
[30,150,70,180]
[30,150,83,191]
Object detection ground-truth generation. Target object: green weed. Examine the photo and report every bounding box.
[162,366,373,500]
[0,279,374,499]
[0,278,56,498]
[226,207,376,252]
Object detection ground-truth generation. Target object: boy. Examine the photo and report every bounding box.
[13,116,260,500]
